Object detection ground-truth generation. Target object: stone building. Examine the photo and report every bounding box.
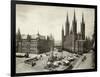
[62,11,86,53]
[16,30,54,54]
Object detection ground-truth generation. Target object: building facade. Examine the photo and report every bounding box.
[16,30,54,54]
[62,11,86,53]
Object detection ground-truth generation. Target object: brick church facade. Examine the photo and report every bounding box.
[62,11,86,54]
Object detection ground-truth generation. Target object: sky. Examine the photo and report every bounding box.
[16,4,95,41]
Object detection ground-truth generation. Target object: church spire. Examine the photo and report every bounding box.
[81,13,85,40]
[66,13,69,22]
[62,25,64,48]
[72,10,77,35]
[82,13,85,23]
[65,12,69,36]
[74,10,76,22]
[62,25,64,37]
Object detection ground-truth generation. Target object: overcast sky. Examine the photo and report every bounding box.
[16,4,95,41]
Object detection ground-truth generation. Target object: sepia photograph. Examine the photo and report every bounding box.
[12,1,97,76]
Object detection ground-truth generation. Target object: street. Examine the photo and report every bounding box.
[16,51,73,73]
[16,50,95,73]
[73,52,94,70]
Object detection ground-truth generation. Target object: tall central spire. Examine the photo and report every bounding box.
[74,10,76,22]
[81,13,85,40]
[72,10,77,35]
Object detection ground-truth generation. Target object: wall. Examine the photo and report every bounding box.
[0,0,99,77]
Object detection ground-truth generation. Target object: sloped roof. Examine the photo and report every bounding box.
[21,34,46,40]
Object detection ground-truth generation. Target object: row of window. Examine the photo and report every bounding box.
[22,46,37,49]
[21,42,37,44]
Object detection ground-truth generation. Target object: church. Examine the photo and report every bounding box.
[62,11,86,54]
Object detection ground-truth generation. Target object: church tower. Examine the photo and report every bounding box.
[72,11,77,36]
[72,11,77,52]
[81,13,85,40]
[62,25,64,48]
[65,13,70,36]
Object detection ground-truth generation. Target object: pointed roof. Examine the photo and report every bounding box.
[82,13,85,23]
[66,12,69,23]
[73,10,76,22]
[62,25,64,36]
